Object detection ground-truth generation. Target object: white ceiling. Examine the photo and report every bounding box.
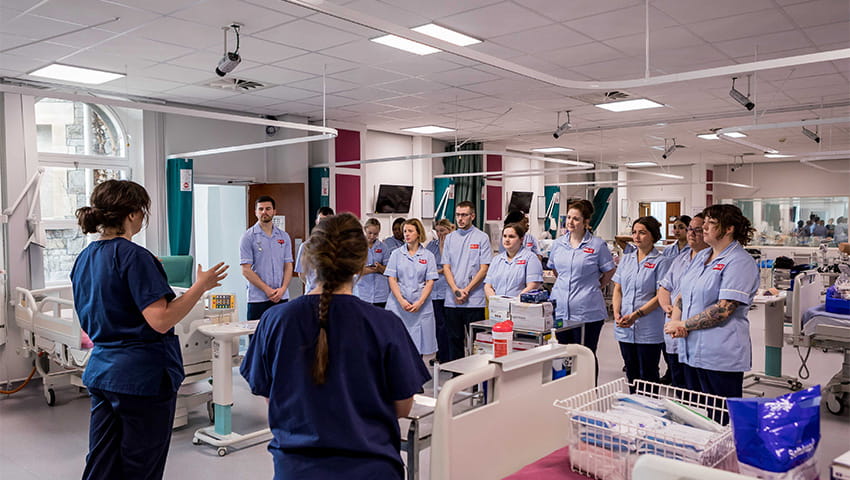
[1,0,849,168]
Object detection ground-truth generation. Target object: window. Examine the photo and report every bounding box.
[35,98,131,285]
[733,196,849,246]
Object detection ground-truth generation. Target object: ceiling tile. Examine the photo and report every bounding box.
[385,0,504,21]
[137,63,215,83]
[652,0,775,24]
[329,66,410,85]
[782,0,850,28]
[162,83,248,100]
[301,12,379,37]
[602,26,709,57]
[254,84,339,102]
[514,0,641,23]
[232,65,315,84]
[421,66,500,86]
[713,30,813,58]
[376,56,466,76]
[803,22,850,47]
[4,41,78,62]
[253,18,361,51]
[319,39,413,65]
[440,2,553,39]
[287,75,360,94]
[0,52,50,74]
[376,77,447,94]
[24,1,161,34]
[299,94,360,108]
[230,36,307,64]
[489,24,592,54]
[132,17,222,50]
[688,10,798,42]
[544,42,626,69]
[169,0,295,34]
[0,11,82,38]
[109,0,208,15]
[328,85,400,101]
[94,35,195,62]
[240,0,316,18]
[100,75,185,93]
[564,5,678,41]
[166,49,262,72]
[58,50,158,74]
[275,53,358,75]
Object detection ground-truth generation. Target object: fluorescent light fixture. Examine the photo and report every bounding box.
[698,132,747,140]
[595,98,664,112]
[709,181,755,189]
[548,180,626,187]
[650,146,665,151]
[532,147,573,153]
[624,161,658,167]
[401,125,455,134]
[29,63,124,85]
[412,24,481,46]
[764,153,794,158]
[371,34,440,55]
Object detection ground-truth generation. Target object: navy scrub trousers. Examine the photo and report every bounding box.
[83,386,177,480]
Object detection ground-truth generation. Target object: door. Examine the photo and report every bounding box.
[638,202,651,217]
[665,202,681,240]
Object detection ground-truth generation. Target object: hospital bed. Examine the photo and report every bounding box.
[14,285,238,427]
[789,271,850,415]
[430,343,596,479]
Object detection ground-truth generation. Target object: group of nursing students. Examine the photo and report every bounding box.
[68,178,758,480]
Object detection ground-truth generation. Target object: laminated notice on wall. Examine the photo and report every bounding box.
[321,177,329,196]
[273,215,286,231]
[180,169,193,192]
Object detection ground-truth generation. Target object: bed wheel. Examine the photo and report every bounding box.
[217,447,227,457]
[207,401,215,423]
[45,388,55,406]
[192,437,201,445]
[789,380,803,391]
[826,393,846,416]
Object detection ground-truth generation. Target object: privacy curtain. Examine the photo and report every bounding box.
[166,157,193,255]
[443,142,484,229]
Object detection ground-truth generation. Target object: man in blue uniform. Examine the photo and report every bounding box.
[240,196,293,321]
[442,201,491,361]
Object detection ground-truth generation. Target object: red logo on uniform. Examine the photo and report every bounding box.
[526,242,533,247]
[713,264,726,271]
[277,239,285,245]
[517,260,527,265]
[419,259,428,264]
[470,244,480,249]
[644,263,656,269]
[583,247,595,254]
[375,249,382,253]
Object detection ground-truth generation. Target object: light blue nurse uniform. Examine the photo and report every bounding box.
[612,249,671,344]
[658,245,693,354]
[678,241,759,372]
[383,236,404,254]
[354,240,390,303]
[294,243,317,293]
[662,241,685,258]
[385,245,439,354]
[498,233,540,255]
[547,231,615,326]
[425,239,446,301]
[442,226,492,308]
[484,249,544,297]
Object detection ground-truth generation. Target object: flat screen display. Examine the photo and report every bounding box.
[507,191,533,214]
[374,184,413,214]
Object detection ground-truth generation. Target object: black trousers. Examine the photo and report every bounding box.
[432,299,451,363]
[663,349,687,389]
[247,299,287,321]
[84,386,177,480]
[555,320,604,353]
[444,307,485,361]
[619,342,664,386]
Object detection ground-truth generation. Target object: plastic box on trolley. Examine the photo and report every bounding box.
[554,378,738,480]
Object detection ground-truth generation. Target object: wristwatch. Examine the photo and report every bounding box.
[454,289,463,298]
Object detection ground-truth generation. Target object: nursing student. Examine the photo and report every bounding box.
[499,210,542,258]
[384,217,406,253]
[657,214,708,389]
[665,204,759,399]
[611,216,671,386]
[354,218,389,307]
[662,215,691,258]
[385,218,439,365]
[484,222,544,298]
[548,199,616,353]
[71,180,227,480]
[425,219,455,363]
[294,206,334,294]
[241,213,429,480]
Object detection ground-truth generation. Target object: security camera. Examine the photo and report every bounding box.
[729,77,754,111]
[553,121,571,139]
[661,144,676,160]
[731,166,738,172]
[802,126,820,144]
[215,52,241,77]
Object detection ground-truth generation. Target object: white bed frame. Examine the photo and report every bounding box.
[430,343,596,479]
[789,271,850,415]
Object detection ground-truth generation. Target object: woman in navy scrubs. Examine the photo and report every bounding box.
[385,218,439,365]
[241,213,429,480]
[665,205,759,399]
[425,219,454,362]
[484,223,543,298]
[612,216,671,386]
[71,180,227,480]
[353,218,389,307]
[548,199,616,353]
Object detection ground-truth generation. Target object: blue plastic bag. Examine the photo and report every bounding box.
[727,385,821,479]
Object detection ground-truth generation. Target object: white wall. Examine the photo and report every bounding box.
[714,159,850,200]
[362,130,416,240]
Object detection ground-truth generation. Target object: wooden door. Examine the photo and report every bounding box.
[665,202,681,240]
[638,202,651,217]
[247,183,306,247]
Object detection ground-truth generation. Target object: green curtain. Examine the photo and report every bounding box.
[166,158,193,255]
[443,142,483,229]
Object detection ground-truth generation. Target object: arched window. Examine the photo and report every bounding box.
[34,98,132,284]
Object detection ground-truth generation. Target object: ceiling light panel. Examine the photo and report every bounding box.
[532,147,573,153]
[401,125,455,134]
[29,64,124,85]
[595,98,664,112]
[412,24,481,46]
[370,35,441,55]
[624,161,657,167]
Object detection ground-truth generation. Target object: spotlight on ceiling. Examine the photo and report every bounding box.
[215,24,242,77]
[553,110,572,139]
[729,76,754,111]
[802,126,821,144]
[661,138,681,160]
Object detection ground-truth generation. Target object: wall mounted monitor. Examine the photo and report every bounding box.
[374,184,414,214]
[507,191,534,214]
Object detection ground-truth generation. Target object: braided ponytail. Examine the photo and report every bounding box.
[303,213,367,384]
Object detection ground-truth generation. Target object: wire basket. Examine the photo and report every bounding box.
[554,378,738,480]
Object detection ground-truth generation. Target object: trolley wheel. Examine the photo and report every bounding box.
[826,393,846,416]
[217,447,228,457]
[752,376,760,383]
[192,437,201,445]
[790,380,803,391]
[207,401,215,423]
[45,388,56,406]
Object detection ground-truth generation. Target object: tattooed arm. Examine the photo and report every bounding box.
[683,299,742,330]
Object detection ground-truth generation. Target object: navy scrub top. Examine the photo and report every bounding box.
[241,295,430,478]
[70,237,182,396]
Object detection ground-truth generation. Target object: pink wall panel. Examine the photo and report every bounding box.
[335,128,360,169]
[335,174,361,218]
[487,185,503,221]
[486,154,502,180]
